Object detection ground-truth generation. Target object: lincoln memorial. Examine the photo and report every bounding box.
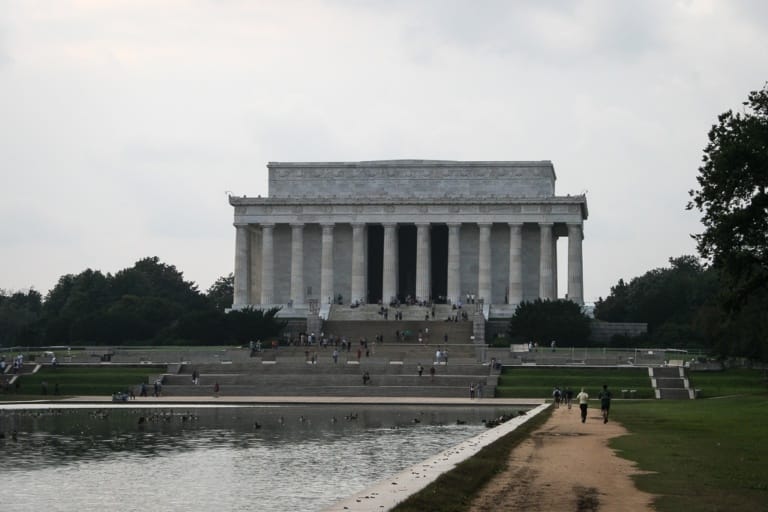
[229,160,588,319]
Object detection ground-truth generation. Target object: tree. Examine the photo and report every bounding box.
[593,279,629,322]
[226,307,286,344]
[39,258,212,344]
[173,310,228,345]
[0,289,43,346]
[594,256,719,347]
[42,270,111,344]
[507,299,591,346]
[206,273,234,311]
[111,257,207,310]
[688,83,768,307]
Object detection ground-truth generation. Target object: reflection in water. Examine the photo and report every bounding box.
[0,405,523,512]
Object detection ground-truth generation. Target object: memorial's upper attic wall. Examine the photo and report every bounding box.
[267,160,556,199]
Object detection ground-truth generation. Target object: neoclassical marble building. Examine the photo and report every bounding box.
[230,160,587,316]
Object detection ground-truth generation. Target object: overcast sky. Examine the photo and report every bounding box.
[1,1,766,303]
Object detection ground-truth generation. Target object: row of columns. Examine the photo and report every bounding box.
[234,221,584,307]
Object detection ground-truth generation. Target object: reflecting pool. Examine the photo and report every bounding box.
[1,404,523,512]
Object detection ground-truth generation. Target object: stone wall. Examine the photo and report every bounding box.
[589,320,648,343]
[268,160,556,199]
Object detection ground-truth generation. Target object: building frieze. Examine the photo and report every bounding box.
[232,195,587,225]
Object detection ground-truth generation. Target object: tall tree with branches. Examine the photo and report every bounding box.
[688,83,768,307]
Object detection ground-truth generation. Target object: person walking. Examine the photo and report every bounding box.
[552,387,562,408]
[576,387,589,423]
[599,384,612,423]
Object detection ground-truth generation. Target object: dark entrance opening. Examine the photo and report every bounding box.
[398,225,417,301]
[366,225,383,303]
[431,224,448,302]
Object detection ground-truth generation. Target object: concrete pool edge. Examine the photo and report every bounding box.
[0,396,545,408]
[322,402,551,512]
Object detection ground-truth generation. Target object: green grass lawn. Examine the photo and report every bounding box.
[689,368,768,398]
[496,366,655,398]
[2,366,158,398]
[614,395,768,512]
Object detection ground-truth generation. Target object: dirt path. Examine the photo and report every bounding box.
[468,404,656,512]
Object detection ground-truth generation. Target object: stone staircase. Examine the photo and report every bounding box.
[328,304,471,321]
[649,366,696,399]
[154,304,491,398]
[322,319,473,346]
[160,350,496,398]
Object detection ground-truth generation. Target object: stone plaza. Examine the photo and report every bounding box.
[229,160,588,322]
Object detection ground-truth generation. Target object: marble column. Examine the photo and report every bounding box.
[320,223,335,304]
[382,223,398,303]
[233,224,250,307]
[260,223,275,305]
[415,223,431,302]
[538,222,554,300]
[351,223,366,304]
[363,227,369,303]
[552,237,558,298]
[249,226,262,304]
[478,223,492,303]
[508,223,523,305]
[567,223,584,305]
[290,223,304,305]
[446,223,461,305]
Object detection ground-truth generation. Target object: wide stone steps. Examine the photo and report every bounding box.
[328,304,464,322]
[165,373,490,387]
[161,385,490,398]
[163,355,495,398]
[657,388,693,399]
[649,366,695,400]
[322,320,474,346]
[652,367,685,378]
[655,378,686,389]
[181,361,486,375]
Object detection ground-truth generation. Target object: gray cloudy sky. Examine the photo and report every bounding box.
[1,1,766,302]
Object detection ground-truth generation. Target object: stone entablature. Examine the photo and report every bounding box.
[267,160,556,199]
[230,196,588,225]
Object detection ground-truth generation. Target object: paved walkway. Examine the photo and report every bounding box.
[468,404,655,511]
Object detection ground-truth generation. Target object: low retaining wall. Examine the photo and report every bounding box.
[323,402,550,511]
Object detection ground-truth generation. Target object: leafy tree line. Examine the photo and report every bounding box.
[594,254,766,360]
[687,83,768,361]
[507,299,592,346]
[594,256,719,349]
[592,83,768,360]
[0,257,284,347]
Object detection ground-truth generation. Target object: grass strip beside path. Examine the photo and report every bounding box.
[2,367,157,399]
[613,395,768,512]
[496,367,654,399]
[391,408,552,512]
